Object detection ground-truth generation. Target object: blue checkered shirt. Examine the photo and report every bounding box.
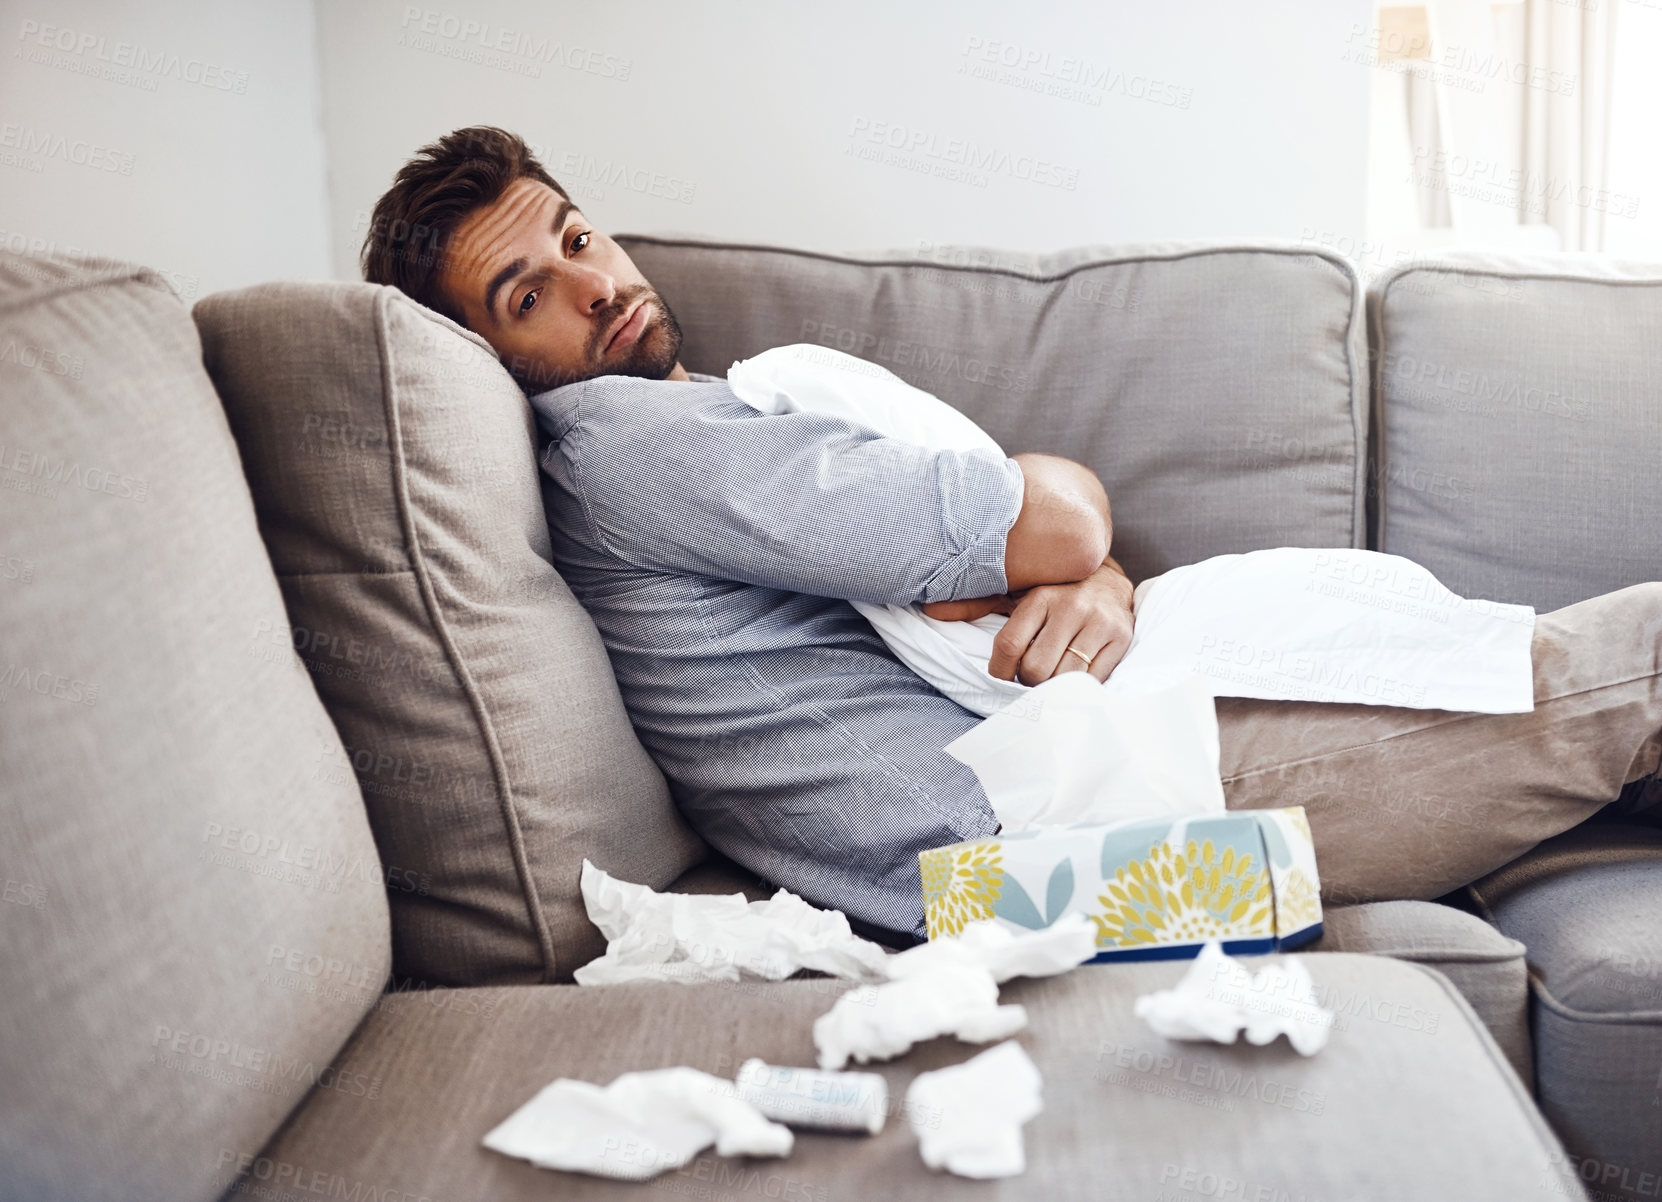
[531,371,1026,939]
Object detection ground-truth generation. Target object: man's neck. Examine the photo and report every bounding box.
[667,361,690,382]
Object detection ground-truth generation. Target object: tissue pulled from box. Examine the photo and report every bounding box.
[574,859,891,986]
[907,1041,1043,1179]
[1133,940,1333,1056]
[945,672,1226,833]
[1106,547,1535,714]
[813,915,1096,1069]
[482,1066,792,1181]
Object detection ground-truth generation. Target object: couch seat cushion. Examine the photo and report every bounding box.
[1311,899,1531,1084]
[1471,824,1662,1195]
[226,955,1578,1201]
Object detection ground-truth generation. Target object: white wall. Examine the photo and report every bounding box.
[318,0,1374,278]
[0,0,331,302]
[1605,0,1662,260]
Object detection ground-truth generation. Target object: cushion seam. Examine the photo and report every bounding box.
[1322,947,1525,964]
[278,568,415,579]
[374,289,562,983]
[1525,969,1662,1024]
[1383,266,1662,293]
[614,233,1359,290]
[0,261,176,316]
[1472,884,1662,1022]
[1336,251,1367,553]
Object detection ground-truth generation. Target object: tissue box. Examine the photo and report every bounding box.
[920,808,1322,962]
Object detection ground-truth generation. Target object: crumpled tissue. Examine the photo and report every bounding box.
[944,671,1225,832]
[573,859,891,986]
[907,1041,1043,1179]
[481,1066,792,1181]
[728,344,1535,718]
[814,914,1097,1070]
[1133,940,1333,1056]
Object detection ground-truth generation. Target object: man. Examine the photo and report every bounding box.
[363,125,1662,942]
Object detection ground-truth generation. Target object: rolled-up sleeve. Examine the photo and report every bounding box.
[541,378,1025,606]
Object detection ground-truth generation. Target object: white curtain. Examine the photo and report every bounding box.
[1520,0,1620,251]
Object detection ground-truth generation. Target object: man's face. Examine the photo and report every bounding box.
[439,177,684,391]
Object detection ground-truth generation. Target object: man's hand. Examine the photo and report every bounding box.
[922,556,1136,685]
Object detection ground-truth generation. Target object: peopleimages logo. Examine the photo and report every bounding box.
[0,440,149,502]
[0,124,134,174]
[799,319,1034,393]
[846,116,1080,191]
[14,19,250,93]
[397,6,632,80]
[958,36,1194,109]
[0,337,84,378]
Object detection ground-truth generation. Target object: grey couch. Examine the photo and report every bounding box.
[1,236,1656,1201]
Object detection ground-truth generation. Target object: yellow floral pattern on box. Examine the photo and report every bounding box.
[1278,867,1321,932]
[1092,837,1273,949]
[921,840,1004,939]
[1284,807,1312,846]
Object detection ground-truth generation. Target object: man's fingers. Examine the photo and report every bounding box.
[1018,592,1103,684]
[1031,608,1134,685]
[1087,629,1132,683]
[987,594,1050,681]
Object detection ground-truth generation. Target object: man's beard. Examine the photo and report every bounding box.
[583,284,685,382]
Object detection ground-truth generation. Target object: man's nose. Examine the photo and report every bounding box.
[564,261,618,314]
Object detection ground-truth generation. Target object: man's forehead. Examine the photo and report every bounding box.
[451,178,568,280]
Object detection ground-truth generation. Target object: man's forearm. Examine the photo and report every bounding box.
[1003,452,1112,591]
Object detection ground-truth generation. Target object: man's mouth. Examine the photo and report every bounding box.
[604,300,648,354]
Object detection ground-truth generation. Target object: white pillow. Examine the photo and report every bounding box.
[726,345,1535,717]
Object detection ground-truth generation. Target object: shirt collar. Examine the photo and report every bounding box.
[529,369,719,438]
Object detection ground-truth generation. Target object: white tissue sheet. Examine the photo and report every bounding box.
[813,915,1097,1070]
[943,672,1226,832]
[907,1041,1044,1179]
[481,1067,792,1181]
[1133,940,1333,1056]
[1105,547,1536,713]
[726,344,1535,718]
[573,860,891,986]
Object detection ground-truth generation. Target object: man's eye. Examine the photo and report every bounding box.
[519,289,538,315]
[571,231,590,254]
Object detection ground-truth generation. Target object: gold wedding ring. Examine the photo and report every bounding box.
[1065,644,1093,665]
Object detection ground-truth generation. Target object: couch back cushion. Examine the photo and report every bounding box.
[0,253,391,1202]
[192,282,706,987]
[1368,252,1662,611]
[615,236,1370,580]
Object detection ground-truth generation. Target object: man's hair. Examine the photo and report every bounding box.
[360,125,566,325]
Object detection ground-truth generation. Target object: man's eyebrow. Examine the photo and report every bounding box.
[482,199,577,321]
